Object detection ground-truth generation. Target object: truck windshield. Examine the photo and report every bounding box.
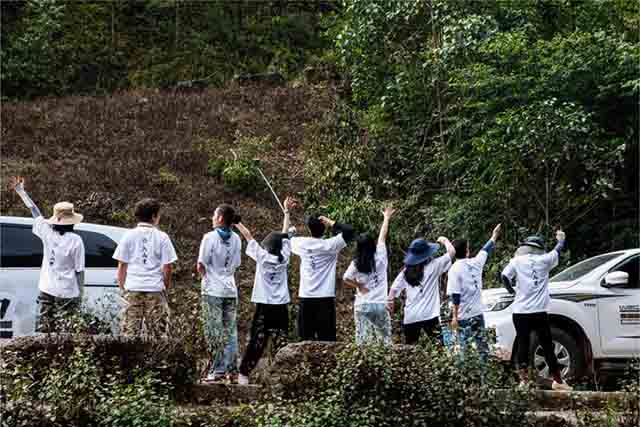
[551,253,621,283]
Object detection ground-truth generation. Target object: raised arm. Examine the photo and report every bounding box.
[553,230,566,254]
[234,223,254,242]
[282,197,296,233]
[320,216,355,244]
[378,205,396,246]
[10,176,42,218]
[437,236,456,260]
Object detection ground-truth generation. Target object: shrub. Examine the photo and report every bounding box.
[222,159,263,194]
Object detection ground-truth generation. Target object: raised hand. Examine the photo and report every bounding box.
[556,229,566,242]
[284,196,298,212]
[9,176,25,191]
[318,216,335,228]
[492,223,502,241]
[437,236,447,245]
[383,205,396,219]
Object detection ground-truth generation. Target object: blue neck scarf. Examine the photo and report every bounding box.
[216,227,232,241]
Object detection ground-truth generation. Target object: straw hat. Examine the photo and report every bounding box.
[47,202,83,225]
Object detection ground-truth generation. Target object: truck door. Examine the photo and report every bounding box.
[599,255,640,356]
[0,224,43,337]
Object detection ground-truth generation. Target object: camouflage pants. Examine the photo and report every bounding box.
[121,291,169,338]
[201,295,238,375]
[36,291,80,333]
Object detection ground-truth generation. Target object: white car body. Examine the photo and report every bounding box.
[0,216,126,338]
[483,248,640,377]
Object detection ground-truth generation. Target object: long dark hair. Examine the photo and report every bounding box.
[405,261,428,287]
[262,232,288,263]
[52,224,75,235]
[354,233,376,274]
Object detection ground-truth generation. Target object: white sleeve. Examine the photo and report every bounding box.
[290,237,302,255]
[161,236,178,265]
[436,253,453,275]
[246,239,261,262]
[281,239,292,262]
[197,236,208,266]
[233,238,242,269]
[326,234,347,253]
[112,234,130,263]
[32,216,51,240]
[75,240,86,273]
[542,250,559,270]
[343,262,359,282]
[502,260,516,280]
[474,250,489,269]
[446,265,461,296]
[389,271,407,299]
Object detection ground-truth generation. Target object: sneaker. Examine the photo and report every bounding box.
[551,380,572,392]
[517,381,532,391]
[203,373,224,383]
[238,374,249,385]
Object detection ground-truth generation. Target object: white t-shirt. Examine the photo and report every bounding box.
[113,223,178,292]
[389,254,452,324]
[446,250,489,320]
[198,230,242,298]
[502,251,559,314]
[343,243,388,305]
[291,234,347,298]
[247,239,291,305]
[33,216,85,299]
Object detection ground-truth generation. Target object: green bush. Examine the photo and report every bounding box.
[238,342,529,427]
[222,159,263,194]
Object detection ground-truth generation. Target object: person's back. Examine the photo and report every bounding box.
[292,235,346,298]
[504,250,558,314]
[250,238,291,305]
[117,226,175,292]
[199,230,242,298]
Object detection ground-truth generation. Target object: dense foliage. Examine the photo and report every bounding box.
[1,0,336,99]
[306,0,639,270]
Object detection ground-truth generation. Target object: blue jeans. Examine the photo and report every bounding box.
[354,303,391,345]
[458,314,489,362]
[201,295,238,375]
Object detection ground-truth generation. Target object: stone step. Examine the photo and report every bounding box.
[185,383,261,406]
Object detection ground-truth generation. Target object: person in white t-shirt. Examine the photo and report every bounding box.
[447,224,501,361]
[343,206,395,345]
[197,204,242,382]
[291,212,355,341]
[113,198,178,338]
[11,176,86,333]
[234,197,297,385]
[501,230,571,391]
[388,236,455,345]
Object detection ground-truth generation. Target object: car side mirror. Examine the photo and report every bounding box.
[603,271,629,288]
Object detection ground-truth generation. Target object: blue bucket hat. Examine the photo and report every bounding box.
[520,235,545,250]
[404,238,440,266]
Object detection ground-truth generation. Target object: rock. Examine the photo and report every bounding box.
[186,383,260,405]
[303,65,341,83]
[236,72,286,87]
[174,79,209,93]
[0,334,198,394]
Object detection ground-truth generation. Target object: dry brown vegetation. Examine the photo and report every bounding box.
[1,83,358,351]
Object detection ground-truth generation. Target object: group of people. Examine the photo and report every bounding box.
[11,175,571,390]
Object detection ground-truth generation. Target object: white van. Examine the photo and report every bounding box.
[483,248,640,379]
[0,216,127,338]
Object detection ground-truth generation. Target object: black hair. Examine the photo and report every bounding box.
[134,198,161,223]
[405,262,427,287]
[452,239,469,260]
[262,232,288,263]
[52,224,75,235]
[305,213,326,238]
[216,204,241,227]
[354,233,376,274]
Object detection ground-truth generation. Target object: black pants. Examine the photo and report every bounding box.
[512,312,560,375]
[297,297,336,342]
[403,316,443,345]
[239,303,289,376]
[36,291,80,333]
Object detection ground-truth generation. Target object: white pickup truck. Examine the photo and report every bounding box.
[483,249,640,379]
[0,216,126,337]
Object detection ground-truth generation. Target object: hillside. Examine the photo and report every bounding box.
[0,83,360,349]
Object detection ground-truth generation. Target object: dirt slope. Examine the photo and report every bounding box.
[0,84,357,351]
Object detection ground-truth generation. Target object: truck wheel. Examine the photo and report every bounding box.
[530,327,586,381]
